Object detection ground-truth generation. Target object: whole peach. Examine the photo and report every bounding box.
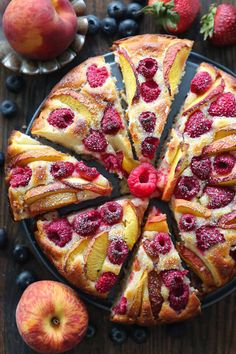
[16,281,88,354]
[3,0,78,60]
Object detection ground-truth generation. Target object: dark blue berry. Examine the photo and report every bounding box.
[127,3,143,20]
[109,325,127,344]
[13,244,30,264]
[133,0,146,3]
[16,271,37,291]
[101,17,118,35]
[0,229,7,248]
[0,100,18,118]
[107,1,127,20]
[118,19,139,37]
[87,15,101,35]
[0,152,4,167]
[131,326,149,344]
[86,323,96,338]
[6,75,24,93]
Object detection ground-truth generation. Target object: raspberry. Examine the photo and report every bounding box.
[101,106,122,135]
[143,239,159,258]
[179,214,196,231]
[86,64,109,88]
[128,163,158,198]
[230,244,236,262]
[139,111,156,133]
[174,176,200,200]
[50,161,75,179]
[10,166,32,188]
[140,80,161,103]
[213,153,235,175]
[83,130,108,152]
[113,296,127,315]
[46,218,72,247]
[190,156,211,180]
[108,239,129,265]
[102,153,123,174]
[169,283,189,312]
[72,210,101,236]
[208,93,236,117]
[196,225,225,252]
[141,137,159,159]
[47,108,74,129]
[190,71,212,95]
[204,186,235,209]
[100,202,123,225]
[137,58,158,78]
[161,269,188,289]
[184,111,212,138]
[148,270,163,318]
[95,272,117,293]
[153,232,172,255]
[75,161,99,181]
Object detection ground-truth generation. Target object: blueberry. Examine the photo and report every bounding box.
[101,17,118,35]
[131,326,149,344]
[0,229,7,248]
[107,1,127,20]
[87,15,101,35]
[13,244,30,264]
[109,325,127,344]
[0,100,18,118]
[0,152,4,167]
[133,0,146,3]
[16,271,37,291]
[118,19,139,37]
[127,3,143,20]
[86,323,96,338]
[6,75,24,93]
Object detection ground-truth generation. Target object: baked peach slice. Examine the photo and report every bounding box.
[62,176,112,194]
[172,199,211,218]
[122,201,140,249]
[218,211,236,229]
[214,123,236,141]
[127,271,147,319]
[203,134,236,156]
[29,193,78,215]
[209,173,236,186]
[144,208,169,232]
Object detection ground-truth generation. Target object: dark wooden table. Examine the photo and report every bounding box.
[0,0,236,353]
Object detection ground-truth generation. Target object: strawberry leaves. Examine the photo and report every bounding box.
[143,0,180,31]
[200,4,217,40]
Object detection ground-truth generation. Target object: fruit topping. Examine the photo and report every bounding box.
[168,283,189,312]
[148,270,163,317]
[6,75,24,93]
[16,270,37,291]
[47,108,74,129]
[72,210,101,236]
[229,244,236,262]
[109,324,128,344]
[190,71,212,95]
[213,153,235,175]
[0,152,4,166]
[50,161,75,179]
[139,111,156,133]
[128,162,158,198]
[101,106,122,135]
[118,19,139,37]
[95,272,117,293]
[86,64,109,88]
[191,155,212,180]
[0,229,7,248]
[137,58,158,78]
[204,186,235,209]
[208,92,236,117]
[140,80,161,102]
[75,161,99,181]
[144,232,172,257]
[46,218,73,247]
[107,1,127,20]
[184,111,212,138]
[113,296,127,315]
[127,3,143,21]
[10,166,32,188]
[174,176,200,200]
[196,225,225,251]
[130,326,149,344]
[141,137,159,159]
[102,153,123,174]
[87,15,101,35]
[13,244,30,264]
[161,269,188,289]
[83,130,108,152]
[179,214,196,231]
[100,201,123,225]
[0,99,18,118]
[101,17,118,35]
[86,323,96,338]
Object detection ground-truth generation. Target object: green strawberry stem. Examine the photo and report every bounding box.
[142,0,180,31]
[200,4,217,40]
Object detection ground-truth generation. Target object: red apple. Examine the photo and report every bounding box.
[3,0,78,61]
[16,281,88,354]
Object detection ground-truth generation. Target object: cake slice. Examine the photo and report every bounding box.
[31,56,136,177]
[6,131,112,221]
[112,34,193,163]
[35,197,148,298]
[111,207,200,325]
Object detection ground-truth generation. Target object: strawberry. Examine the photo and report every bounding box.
[200,3,236,46]
[144,0,200,33]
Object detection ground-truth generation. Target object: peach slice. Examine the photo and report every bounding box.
[64,238,91,274]
[11,149,64,166]
[144,212,169,232]
[214,123,236,141]
[218,211,236,229]
[29,192,77,215]
[128,271,147,319]
[122,202,139,249]
[85,232,109,281]
[62,177,112,195]
[122,155,140,174]
[172,199,211,218]
[209,173,236,186]
[203,134,236,156]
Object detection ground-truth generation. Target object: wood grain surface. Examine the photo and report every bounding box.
[0,0,236,353]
